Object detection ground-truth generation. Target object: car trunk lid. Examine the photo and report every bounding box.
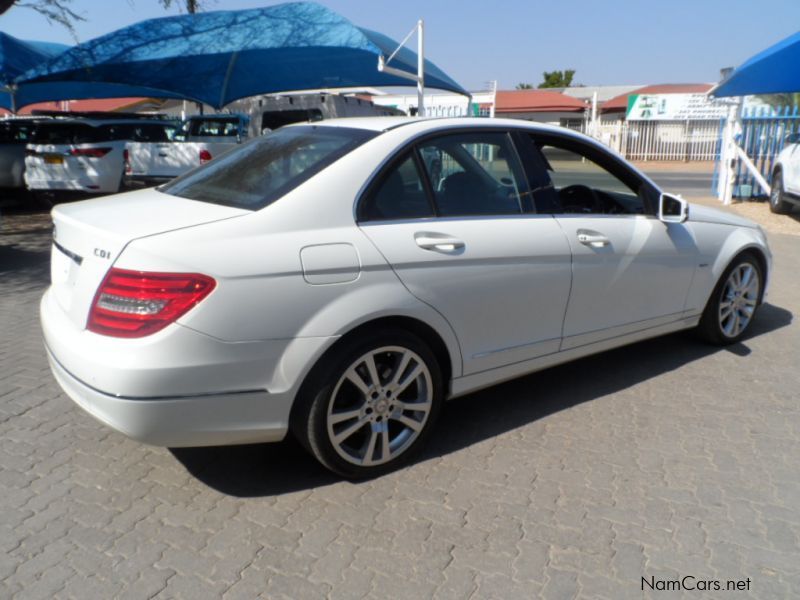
[50,188,250,329]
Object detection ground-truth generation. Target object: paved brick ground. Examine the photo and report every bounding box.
[1,211,799,599]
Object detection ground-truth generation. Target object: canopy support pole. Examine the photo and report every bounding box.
[716,99,771,204]
[378,20,425,116]
[417,19,424,117]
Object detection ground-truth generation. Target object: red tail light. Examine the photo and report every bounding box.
[123,149,131,174]
[88,268,216,338]
[70,147,112,158]
[199,149,212,164]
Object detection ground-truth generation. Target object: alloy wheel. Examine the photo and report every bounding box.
[326,346,433,467]
[718,262,760,338]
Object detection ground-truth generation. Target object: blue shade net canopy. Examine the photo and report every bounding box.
[15,1,467,110]
[1,33,66,110]
[711,30,800,97]
[1,32,186,111]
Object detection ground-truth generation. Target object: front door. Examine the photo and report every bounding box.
[524,133,699,349]
[358,130,573,375]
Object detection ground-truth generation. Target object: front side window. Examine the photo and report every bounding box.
[531,136,648,215]
[418,132,526,217]
[161,125,377,210]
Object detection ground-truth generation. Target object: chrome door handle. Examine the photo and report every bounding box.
[577,231,610,247]
[414,234,465,251]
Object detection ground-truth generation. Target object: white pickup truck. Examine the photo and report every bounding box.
[770,133,800,214]
[124,114,250,187]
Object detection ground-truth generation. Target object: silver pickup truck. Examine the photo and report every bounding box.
[124,114,249,187]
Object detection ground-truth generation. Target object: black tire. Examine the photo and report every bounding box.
[697,252,763,345]
[291,329,444,479]
[769,171,791,214]
[32,191,54,210]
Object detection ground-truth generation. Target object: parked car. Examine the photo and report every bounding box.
[124,114,248,186]
[24,118,176,195]
[0,118,42,191]
[770,132,800,214]
[41,117,772,478]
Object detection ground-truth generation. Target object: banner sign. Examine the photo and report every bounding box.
[626,93,727,121]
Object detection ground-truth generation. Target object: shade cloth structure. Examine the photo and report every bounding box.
[15,2,467,110]
[1,33,184,111]
[0,33,66,109]
[710,30,800,97]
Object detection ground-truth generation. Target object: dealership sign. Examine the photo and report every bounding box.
[626,93,727,121]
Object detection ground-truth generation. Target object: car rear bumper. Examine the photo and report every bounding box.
[46,347,288,447]
[40,288,335,447]
[25,177,118,194]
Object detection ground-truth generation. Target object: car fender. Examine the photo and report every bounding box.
[684,223,771,314]
[279,280,464,387]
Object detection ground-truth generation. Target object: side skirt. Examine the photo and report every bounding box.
[448,315,699,399]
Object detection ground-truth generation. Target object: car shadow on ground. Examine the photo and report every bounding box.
[0,244,51,293]
[171,302,793,497]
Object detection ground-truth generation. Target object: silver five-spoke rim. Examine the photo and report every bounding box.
[327,346,433,467]
[719,263,759,338]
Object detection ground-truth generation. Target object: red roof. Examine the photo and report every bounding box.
[495,90,586,113]
[0,97,151,116]
[602,83,714,112]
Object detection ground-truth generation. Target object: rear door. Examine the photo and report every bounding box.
[522,133,699,350]
[128,123,182,178]
[358,130,573,375]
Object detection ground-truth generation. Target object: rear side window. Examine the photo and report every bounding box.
[160,125,377,210]
[359,154,434,221]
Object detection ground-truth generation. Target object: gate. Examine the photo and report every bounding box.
[712,105,800,198]
[573,119,721,161]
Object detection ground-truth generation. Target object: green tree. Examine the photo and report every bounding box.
[756,93,800,111]
[538,69,576,89]
[515,82,533,90]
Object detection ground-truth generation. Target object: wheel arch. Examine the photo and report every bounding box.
[288,314,458,432]
[711,238,770,305]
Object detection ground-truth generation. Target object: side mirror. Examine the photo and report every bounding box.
[658,193,688,224]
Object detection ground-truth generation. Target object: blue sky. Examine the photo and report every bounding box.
[2,0,799,90]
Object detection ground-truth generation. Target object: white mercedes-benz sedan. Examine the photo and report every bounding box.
[41,117,771,478]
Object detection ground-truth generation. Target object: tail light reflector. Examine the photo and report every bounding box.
[87,268,216,338]
[70,147,112,158]
[199,149,212,164]
[123,149,131,174]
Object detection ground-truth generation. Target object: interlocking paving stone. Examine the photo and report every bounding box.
[1,210,799,599]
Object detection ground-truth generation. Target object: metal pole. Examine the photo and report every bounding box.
[417,19,424,117]
[590,91,598,138]
[489,80,496,118]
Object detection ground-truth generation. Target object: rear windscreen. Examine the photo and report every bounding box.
[160,125,378,210]
[131,124,177,142]
[0,121,37,143]
[187,118,241,137]
[31,122,170,144]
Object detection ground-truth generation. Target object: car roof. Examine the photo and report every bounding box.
[35,118,176,127]
[303,116,581,136]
